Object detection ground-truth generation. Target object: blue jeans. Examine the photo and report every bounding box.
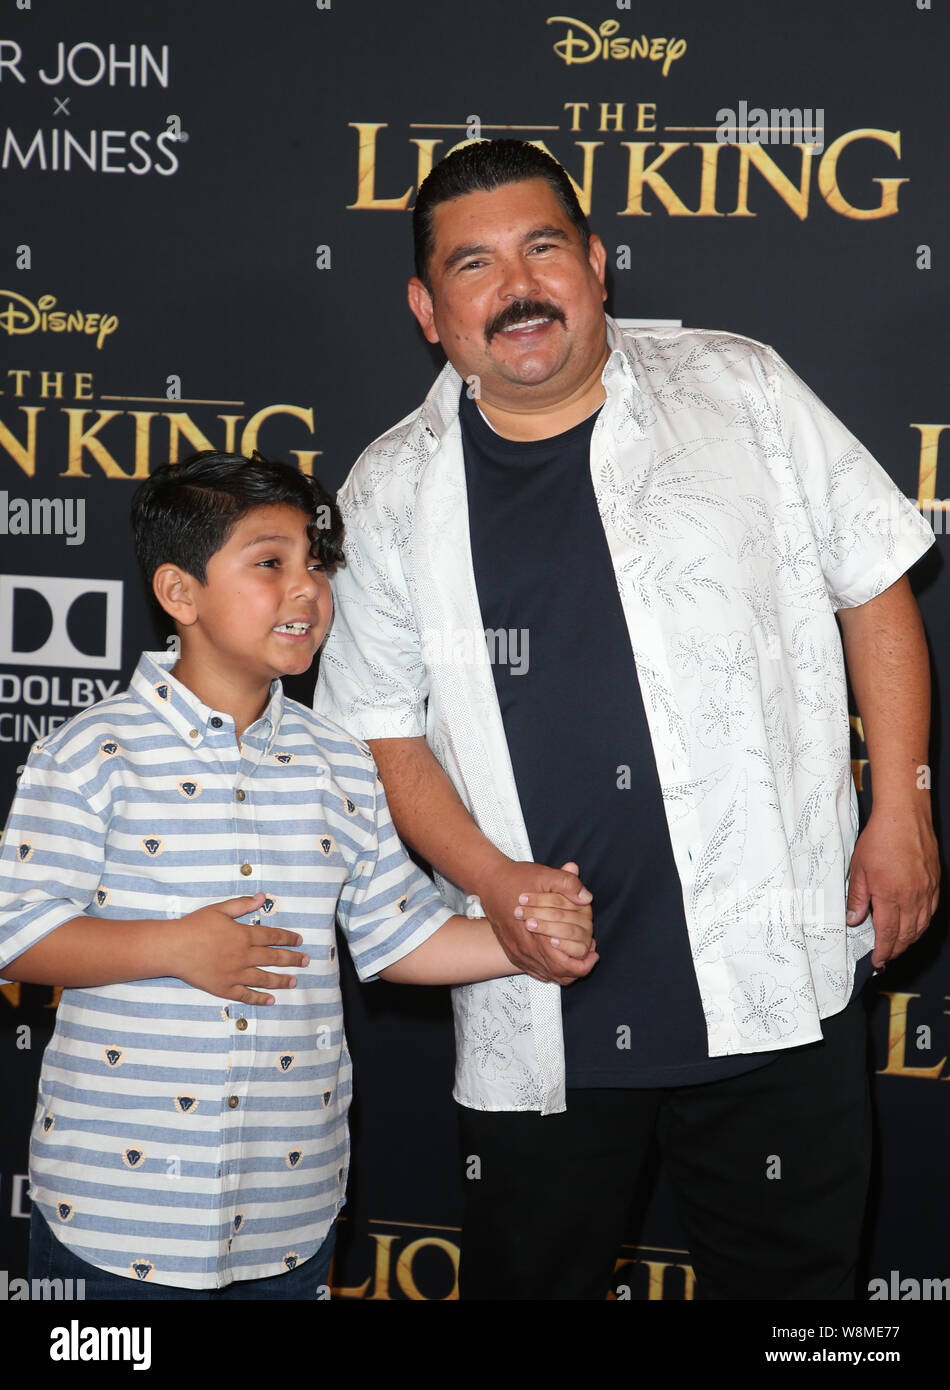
[29,1206,336,1300]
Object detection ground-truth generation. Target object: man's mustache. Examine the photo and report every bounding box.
[485,299,566,342]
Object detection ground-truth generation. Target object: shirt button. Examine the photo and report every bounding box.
[236,1018,248,1031]
[235,789,246,802]
[240,863,252,876]
[188,729,199,739]
[211,716,223,729]
[227,1096,240,1109]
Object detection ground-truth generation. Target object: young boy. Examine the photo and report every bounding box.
[0,450,595,1300]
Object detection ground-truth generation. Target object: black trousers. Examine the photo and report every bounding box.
[457,996,872,1300]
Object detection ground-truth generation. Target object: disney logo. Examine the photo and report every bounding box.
[0,291,118,350]
[547,17,686,75]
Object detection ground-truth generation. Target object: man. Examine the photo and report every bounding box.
[316,139,939,1300]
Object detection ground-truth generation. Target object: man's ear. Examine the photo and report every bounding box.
[588,234,608,302]
[152,564,199,626]
[408,277,440,344]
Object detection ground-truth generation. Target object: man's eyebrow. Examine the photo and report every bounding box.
[441,226,571,273]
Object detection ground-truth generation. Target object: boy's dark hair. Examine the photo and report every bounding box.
[131,450,345,590]
[413,139,591,290]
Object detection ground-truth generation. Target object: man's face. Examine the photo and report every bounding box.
[408,177,608,409]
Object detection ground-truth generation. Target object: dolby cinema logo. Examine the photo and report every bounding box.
[0,575,123,670]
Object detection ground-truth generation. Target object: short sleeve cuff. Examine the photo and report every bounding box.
[829,526,935,612]
[354,900,455,983]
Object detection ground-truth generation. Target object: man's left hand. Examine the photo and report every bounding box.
[846,809,940,968]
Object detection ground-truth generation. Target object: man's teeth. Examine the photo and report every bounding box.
[274,623,310,634]
[502,316,551,332]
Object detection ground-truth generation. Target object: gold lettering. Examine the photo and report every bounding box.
[619,142,692,215]
[216,414,243,455]
[129,411,157,479]
[818,129,907,220]
[347,124,413,210]
[598,102,625,133]
[39,370,63,399]
[74,372,93,401]
[241,404,315,457]
[532,139,601,215]
[563,101,590,132]
[877,992,946,1079]
[7,369,31,396]
[912,423,950,507]
[334,1232,397,1299]
[165,412,218,464]
[0,405,40,477]
[636,102,657,133]
[851,758,869,793]
[62,409,126,478]
[0,982,21,1007]
[732,143,814,220]
[394,1236,459,1300]
[411,137,446,192]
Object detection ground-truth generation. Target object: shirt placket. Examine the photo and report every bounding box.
[211,718,268,1259]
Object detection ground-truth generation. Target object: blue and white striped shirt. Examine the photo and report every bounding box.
[0,650,453,1289]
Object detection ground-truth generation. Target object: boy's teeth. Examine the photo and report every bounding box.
[275,622,309,633]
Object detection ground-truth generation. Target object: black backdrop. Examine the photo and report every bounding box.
[1,0,948,1318]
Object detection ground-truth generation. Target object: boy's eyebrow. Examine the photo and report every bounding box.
[441,226,570,273]
[239,533,297,549]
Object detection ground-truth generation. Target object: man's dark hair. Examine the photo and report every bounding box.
[131,449,345,590]
[413,139,591,290]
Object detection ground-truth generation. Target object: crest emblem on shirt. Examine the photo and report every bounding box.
[277,1054,295,1072]
[17,841,33,862]
[318,836,333,856]
[130,1260,153,1281]
[56,1202,74,1223]
[174,1095,198,1114]
[286,1149,303,1169]
[283,1252,300,1271]
[42,1114,55,1133]
[274,752,296,765]
[99,740,119,757]
[233,1212,244,1232]
[396,896,408,913]
[141,837,164,857]
[262,896,278,915]
[328,945,336,963]
[153,682,170,703]
[322,1089,332,1108]
[123,1147,146,1169]
[343,797,358,816]
[103,1046,124,1067]
[177,780,201,799]
[95,887,109,907]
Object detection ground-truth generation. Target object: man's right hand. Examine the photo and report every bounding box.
[478,859,596,985]
[170,894,310,1005]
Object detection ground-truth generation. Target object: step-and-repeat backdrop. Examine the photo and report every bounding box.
[1,0,947,1303]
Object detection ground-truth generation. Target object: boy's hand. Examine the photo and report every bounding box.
[512,860,594,962]
[169,893,309,1005]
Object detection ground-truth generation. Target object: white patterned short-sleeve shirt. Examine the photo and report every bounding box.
[0,650,453,1287]
[315,320,935,1116]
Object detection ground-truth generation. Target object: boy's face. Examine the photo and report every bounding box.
[183,503,332,685]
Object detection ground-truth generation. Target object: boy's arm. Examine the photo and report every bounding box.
[4,896,308,1005]
[0,749,305,1003]
[379,910,598,986]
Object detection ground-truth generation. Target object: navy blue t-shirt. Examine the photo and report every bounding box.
[460,386,869,1086]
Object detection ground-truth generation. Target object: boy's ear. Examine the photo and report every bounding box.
[152,564,199,626]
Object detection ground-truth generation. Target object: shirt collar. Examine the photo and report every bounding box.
[130,650,284,751]
[418,313,639,445]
